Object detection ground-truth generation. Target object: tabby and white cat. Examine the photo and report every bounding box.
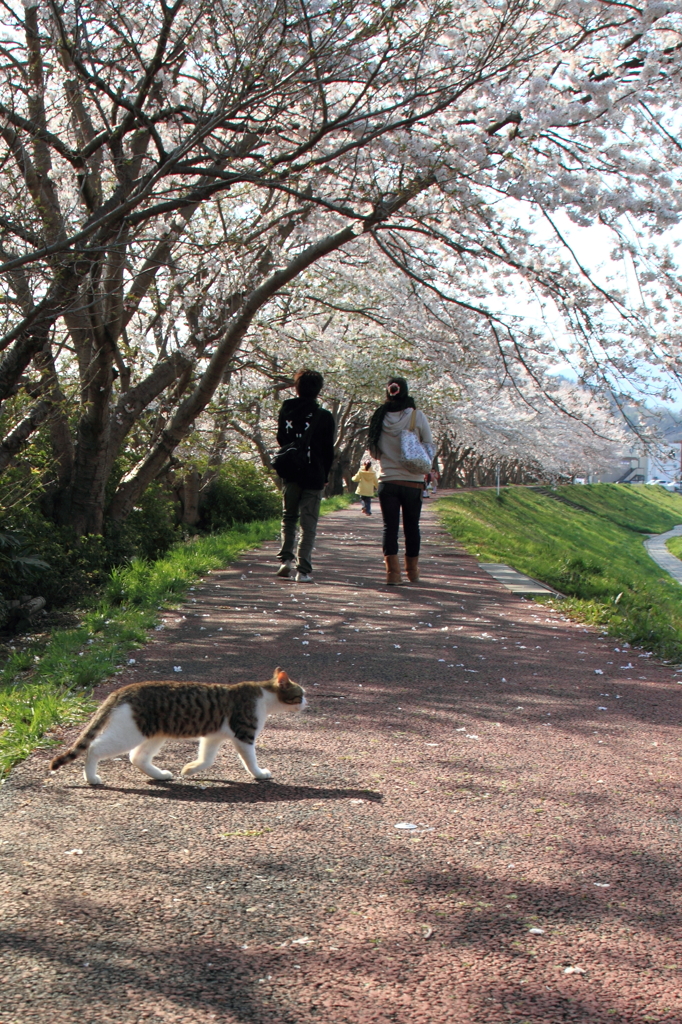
[49,668,305,786]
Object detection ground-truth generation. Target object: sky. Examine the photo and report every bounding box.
[499,205,682,412]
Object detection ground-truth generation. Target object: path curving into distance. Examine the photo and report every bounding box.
[1,502,682,1024]
[644,523,682,584]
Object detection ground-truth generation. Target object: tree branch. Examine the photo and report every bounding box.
[0,398,49,473]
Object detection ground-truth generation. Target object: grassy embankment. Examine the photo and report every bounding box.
[0,494,351,779]
[438,484,682,661]
[666,535,682,560]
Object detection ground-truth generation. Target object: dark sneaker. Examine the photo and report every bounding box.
[276,561,293,577]
[295,572,313,583]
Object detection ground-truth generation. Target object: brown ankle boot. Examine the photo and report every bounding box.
[384,554,403,585]
[405,556,420,582]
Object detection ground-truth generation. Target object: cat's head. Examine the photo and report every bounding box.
[271,668,307,709]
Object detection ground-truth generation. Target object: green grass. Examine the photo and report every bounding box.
[667,535,682,560]
[319,493,354,514]
[437,484,682,661]
[0,494,351,780]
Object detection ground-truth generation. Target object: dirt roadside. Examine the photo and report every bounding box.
[1,502,681,1024]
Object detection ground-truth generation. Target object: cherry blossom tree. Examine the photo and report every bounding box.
[0,0,681,533]
[179,260,630,490]
[430,380,629,486]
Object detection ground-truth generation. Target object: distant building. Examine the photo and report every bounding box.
[571,401,682,485]
[586,447,681,486]
[593,453,648,484]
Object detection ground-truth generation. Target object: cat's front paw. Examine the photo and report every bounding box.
[253,768,272,781]
[85,773,103,786]
[155,769,174,781]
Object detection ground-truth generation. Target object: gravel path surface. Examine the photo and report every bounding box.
[2,502,682,1024]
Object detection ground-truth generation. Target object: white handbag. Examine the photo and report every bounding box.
[399,410,434,474]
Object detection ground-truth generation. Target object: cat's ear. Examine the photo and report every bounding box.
[275,669,291,688]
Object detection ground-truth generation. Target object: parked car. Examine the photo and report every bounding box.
[645,479,678,491]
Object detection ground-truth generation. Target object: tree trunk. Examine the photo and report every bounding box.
[108,222,360,522]
[66,416,113,535]
[325,454,347,496]
[179,469,201,526]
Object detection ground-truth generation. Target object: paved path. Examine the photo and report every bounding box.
[478,563,558,596]
[644,524,682,583]
[1,504,682,1024]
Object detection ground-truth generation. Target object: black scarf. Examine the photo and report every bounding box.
[368,394,416,457]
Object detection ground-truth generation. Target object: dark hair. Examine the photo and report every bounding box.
[385,377,409,401]
[294,369,324,399]
[363,460,372,470]
[368,377,416,456]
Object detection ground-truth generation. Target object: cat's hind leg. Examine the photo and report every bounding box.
[84,703,145,786]
[181,735,224,778]
[230,737,272,781]
[129,736,172,781]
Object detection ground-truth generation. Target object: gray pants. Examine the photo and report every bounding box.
[277,482,324,575]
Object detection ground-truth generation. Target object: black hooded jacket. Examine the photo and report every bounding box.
[276,397,336,489]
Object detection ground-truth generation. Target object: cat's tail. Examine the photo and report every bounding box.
[49,693,119,772]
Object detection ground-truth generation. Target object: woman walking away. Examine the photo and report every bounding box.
[369,378,434,585]
[352,460,379,515]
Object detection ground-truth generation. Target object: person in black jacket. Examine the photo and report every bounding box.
[275,369,336,582]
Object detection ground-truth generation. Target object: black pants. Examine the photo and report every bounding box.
[378,481,423,557]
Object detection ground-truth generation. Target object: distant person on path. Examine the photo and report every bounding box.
[275,369,336,582]
[352,460,379,515]
[368,377,434,585]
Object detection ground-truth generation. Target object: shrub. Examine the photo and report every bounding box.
[0,480,181,610]
[0,461,278,616]
[199,460,280,531]
[105,481,181,564]
[0,531,50,618]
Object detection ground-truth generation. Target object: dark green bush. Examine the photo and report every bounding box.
[0,531,50,578]
[0,461,278,617]
[106,481,181,563]
[199,460,280,531]
[0,482,181,609]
